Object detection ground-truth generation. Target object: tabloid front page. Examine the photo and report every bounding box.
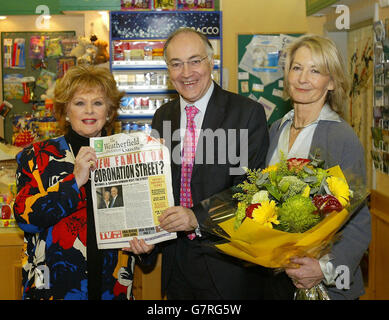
[90,132,176,249]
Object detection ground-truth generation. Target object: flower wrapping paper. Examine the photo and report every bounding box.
[200,165,368,269]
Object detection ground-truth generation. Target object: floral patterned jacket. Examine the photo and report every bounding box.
[14,136,135,300]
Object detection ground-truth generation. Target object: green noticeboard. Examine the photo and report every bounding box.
[237,33,301,126]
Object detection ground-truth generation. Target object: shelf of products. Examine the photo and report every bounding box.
[372,20,389,175]
[109,10,222,133]
[0,158,17,228]
[119,94,176,117]
[1,31,79,146]
[10,101,60,147]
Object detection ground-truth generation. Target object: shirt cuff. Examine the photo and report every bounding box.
[319,254,337,286]
[194,225,202,237]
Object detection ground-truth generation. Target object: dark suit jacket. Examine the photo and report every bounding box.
[110,196,123,208]
[151,82,269,299]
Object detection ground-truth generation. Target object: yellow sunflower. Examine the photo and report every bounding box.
[326,176,350,207]
[262,164,279,173]
[301,185,310,197]
[251,200,279,229]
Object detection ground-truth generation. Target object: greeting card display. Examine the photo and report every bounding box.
[153,0,175,10]
[177,0,214,10]
[121,0,152,10]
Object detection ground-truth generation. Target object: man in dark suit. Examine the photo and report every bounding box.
[145,28,269,299]
[109,186,123,208]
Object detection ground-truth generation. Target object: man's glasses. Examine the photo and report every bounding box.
[167,56,208,71]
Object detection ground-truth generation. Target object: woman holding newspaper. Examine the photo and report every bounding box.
[14,65,144,300]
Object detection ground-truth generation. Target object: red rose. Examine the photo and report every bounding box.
[246,203,261,219]
[312,194,343,216]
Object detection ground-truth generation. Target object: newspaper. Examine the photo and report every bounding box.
[90,132,176,249]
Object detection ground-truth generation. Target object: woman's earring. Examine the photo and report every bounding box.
[65,116,69,122]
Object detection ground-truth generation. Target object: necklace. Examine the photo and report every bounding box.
[291,119,317,130]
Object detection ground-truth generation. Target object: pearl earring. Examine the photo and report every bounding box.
[65,116,69,121]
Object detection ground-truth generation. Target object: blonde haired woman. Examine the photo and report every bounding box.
[265,35,371,300]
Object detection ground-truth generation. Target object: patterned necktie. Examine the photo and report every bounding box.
[180,105,199,209]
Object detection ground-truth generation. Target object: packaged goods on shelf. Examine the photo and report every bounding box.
[11,102,60,148]
[120,95,174,114]
[0,150,19,228]
[112,40,165,64]
[120,120,152,134]
[114,71,172,90]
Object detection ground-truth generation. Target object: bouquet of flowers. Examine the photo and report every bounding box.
[199,155,368,300]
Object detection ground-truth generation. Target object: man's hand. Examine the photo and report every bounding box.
[285,256,324,289]
[122,237,154,255]
[158,206,198,232]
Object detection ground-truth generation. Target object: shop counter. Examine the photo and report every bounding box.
[0,227,24,300]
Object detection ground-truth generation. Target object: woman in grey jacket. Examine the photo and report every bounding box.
[264,34,371,300]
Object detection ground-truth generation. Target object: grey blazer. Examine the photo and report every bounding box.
[266,118,371,300]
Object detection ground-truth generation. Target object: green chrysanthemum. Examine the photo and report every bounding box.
[276,195,319,233]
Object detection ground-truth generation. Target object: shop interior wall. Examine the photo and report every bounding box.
[0,2,325,99]
[68,11,110,44]
[326,0,389,193]
[318,0,389,193]
[0,3,325,134]
[323,1,374,191]
[220,0,326,93]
